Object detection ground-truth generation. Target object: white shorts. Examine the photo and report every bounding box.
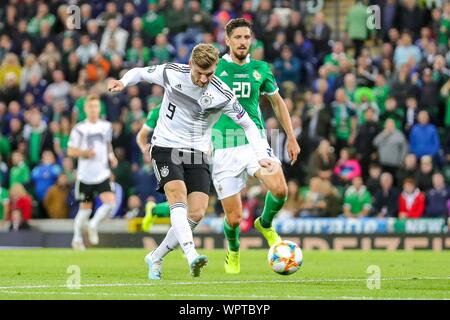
[212,143,280,200]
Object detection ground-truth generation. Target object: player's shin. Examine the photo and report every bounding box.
[169,202,198,263]
[260,191,287,228]
[151,217,199,262]
[89,202,114,229]
[73,208,91,241]
[223,217,240,251]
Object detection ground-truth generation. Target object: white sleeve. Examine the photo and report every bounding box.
[222,98,270,161]
[68,126,82,148]
[119,64,165,87]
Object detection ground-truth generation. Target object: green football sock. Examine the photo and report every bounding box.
[260,191,287,228]
[152,202,170,217]
[223,217,240,252]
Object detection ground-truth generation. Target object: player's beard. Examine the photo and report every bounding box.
[233,47,249,61]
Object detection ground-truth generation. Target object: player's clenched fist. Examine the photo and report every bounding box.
[107,79,124,92]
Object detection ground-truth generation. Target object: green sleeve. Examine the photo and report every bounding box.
[1,189,8,204]
[343,194,352,207]
[260,64,279,95]
[145,106,161,129]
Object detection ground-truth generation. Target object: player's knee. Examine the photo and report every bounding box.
[164,186,187,203]
[226,213,241,228]
[271,183,288,199]
[188,205,207,222]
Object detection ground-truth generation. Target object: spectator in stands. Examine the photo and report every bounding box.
[9,208,30,231]
[306,139,336,183]
[165,0,188,41]
[415,155,436,192]
[331,88,357,154]
[100,17,129,58]
[302,93,332,151]
[0,70,20,105]
[124,195,144,219]
[399,178,425,219]
[355,107,380,178]
[181,0,212,46]
[273,45,301,91]
[31,150,61,218]
[20,54,42,91]
[380,97,403,130]
[389,64,419,108]
[299,177,328,217]
[365,163,382,195]
[409,110,440,161]
[43,173,69,219]
[372,171,399,218]
[394,32,422,69]
[373,118,408,176]
[76,34,99,66]
[345,0,369,59]
[343,176,372,218]
[419,68,441,122]
[8,183,32,221]
[150,33,175,65]
[309,11,331,64]
[9,151,30,188]
[396,153,417,186]
[404,96,419,136]
[278,179,302,219]
[333,148,362,185]
[425,172,450,218]
[142,1,166,40]
[397,0,423,39]
[43,70,71,107]
[291,31,315,88]
[23,108,54,167]
[126,36,150,67]
[26,3,55,37]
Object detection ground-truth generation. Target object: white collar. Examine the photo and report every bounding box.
[222,53,251,64]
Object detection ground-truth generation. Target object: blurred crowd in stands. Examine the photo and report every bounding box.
[0,0,449,227]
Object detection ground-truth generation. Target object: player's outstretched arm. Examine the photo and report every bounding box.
[108,65,165,92]
[267,92,301,165]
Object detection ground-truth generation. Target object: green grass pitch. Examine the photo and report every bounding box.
[0,249,449,300]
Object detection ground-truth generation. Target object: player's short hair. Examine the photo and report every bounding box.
[225,18,252,36]
[86,94,100,103]
[190,43,219,69]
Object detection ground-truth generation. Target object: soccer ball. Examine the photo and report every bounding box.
[267,240,303,275]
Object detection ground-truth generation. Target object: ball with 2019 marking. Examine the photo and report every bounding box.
[268,240,303,275]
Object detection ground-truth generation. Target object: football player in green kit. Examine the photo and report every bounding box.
[137,18,300,276]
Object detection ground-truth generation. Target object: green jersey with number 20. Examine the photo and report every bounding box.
[212,54,278,149]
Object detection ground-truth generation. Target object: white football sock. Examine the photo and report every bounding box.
[168,202,198,264]
[73,208,92,241]
[89,202,114,229]
[151,218,199,262]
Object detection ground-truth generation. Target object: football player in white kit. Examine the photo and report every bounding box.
[68,94,118,250]
[108,43,275,278]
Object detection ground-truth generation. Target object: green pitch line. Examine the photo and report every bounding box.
[0,249,449,300]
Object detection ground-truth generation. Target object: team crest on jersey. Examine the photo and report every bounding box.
[253,70,261,81]
[160,166,169,178]
[147,66,156,73]
[200,93,213,107]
